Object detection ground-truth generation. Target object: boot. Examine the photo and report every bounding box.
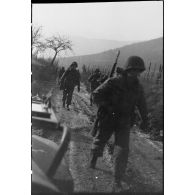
[89,154,98,169]
[67,104,70,110]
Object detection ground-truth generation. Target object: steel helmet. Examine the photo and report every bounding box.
[125,56,145,72]
[71,61,78,68]
[95,68,100,73]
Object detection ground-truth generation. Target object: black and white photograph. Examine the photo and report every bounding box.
[31,1,163,194]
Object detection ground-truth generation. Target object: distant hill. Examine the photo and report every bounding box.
[67,35,133,56]
[59,37,163,72]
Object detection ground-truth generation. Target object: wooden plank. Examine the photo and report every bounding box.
[32,103,51,118]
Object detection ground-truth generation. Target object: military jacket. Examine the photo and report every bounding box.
[88,73,101,91]
[60,68,80,89]
[92,75,148,122]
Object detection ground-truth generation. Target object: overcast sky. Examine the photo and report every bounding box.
[32,2,163,42]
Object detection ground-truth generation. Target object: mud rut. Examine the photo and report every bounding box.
[32,81,163,193]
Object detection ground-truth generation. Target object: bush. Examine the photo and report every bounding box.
[32,57,58,82]
[141,81,163,136]
[32,57,58,95]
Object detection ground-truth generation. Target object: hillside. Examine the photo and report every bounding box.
[59,37,163,72]
[32,57,58,96]
[68,35,133,56]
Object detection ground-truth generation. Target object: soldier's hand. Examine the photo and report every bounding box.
[78,86,80,92]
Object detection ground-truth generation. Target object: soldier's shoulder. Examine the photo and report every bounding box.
[66,69,71,73]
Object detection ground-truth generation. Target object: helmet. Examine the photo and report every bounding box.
[95,68,100,73]
[125,56,145,72]
[71,61,78,68]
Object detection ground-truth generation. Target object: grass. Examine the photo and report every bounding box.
[32,57,58,95]
[141,80,163,137]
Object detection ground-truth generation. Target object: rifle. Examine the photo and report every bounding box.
[109,50,120,78]
[91,50,120,137]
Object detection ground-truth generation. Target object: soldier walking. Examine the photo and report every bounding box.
[89,56,148,191]
[60,62,80,110]
[88,68,102,106]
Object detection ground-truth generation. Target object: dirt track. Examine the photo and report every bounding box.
[33,81,163,193]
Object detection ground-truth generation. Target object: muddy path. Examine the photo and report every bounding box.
[32,81,163,193]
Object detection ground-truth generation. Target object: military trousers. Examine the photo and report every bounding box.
[91,115,131,181]
[90,93,93,105]
[62,87,74,106]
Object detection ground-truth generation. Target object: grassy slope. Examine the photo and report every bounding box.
[32,57,58,96]
[141,80,163,137]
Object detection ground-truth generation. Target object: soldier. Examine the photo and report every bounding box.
[88,68,102,106]
[89,56,148,191]
[60,62,80,110]
[99,74,108,84]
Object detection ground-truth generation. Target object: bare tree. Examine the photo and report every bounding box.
[45,35,73,66]
[32,25,46,58]
[32,26,42,44]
